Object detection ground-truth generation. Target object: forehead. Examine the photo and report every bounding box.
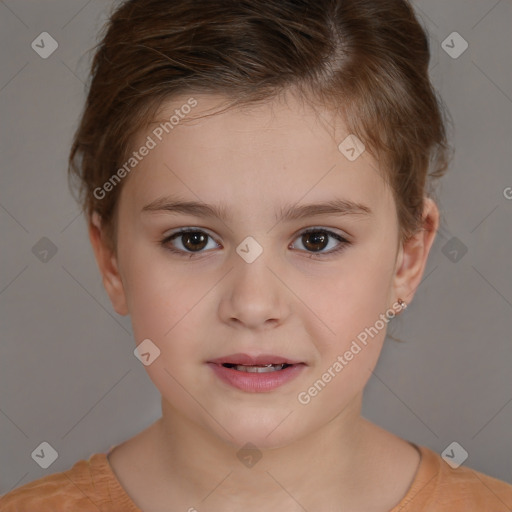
[119,91,395,221]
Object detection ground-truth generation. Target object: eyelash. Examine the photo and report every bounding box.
[160,227,351,260]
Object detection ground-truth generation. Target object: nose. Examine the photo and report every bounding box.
[217,252,289,331]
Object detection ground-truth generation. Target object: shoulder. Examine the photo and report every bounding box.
[0,452,137,512]
[433,459,512,508]
[395,444,512,511]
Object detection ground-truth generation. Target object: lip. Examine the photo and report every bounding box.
[208,353,304,366]
[206,353,306,393]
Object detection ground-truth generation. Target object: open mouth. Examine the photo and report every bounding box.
[207,354,305,392]
[221,363,292,373]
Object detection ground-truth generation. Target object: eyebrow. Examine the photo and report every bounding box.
[141,195,372,222]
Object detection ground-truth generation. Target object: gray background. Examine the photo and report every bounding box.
[1,0,511,495]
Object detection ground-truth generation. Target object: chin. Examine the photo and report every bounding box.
[207,412,307,452]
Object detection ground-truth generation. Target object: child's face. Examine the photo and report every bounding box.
[100,91,412,449]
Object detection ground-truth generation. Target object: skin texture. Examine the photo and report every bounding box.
[89,90,439,511]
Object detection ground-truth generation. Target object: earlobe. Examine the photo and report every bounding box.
[392,198,439,306]
[88,212,129,316]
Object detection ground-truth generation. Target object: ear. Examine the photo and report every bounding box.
[88,211,129,316]
[391,197,439,306]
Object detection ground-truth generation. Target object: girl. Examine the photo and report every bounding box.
[2,0,511,510]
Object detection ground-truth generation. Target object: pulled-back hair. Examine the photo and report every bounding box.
[68,0,452,254]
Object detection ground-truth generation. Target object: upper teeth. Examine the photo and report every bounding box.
[231,364,286,373]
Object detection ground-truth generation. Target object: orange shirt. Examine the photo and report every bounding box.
[1,443,512,511]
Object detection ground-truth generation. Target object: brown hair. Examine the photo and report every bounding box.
[68,0,452,255]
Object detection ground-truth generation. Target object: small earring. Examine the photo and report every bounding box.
[398,298,407,311]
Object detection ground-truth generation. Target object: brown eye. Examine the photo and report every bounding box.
[301,231,329,252]
[180,231,208,252]
[291,228,350,258]
[162,229,219,256]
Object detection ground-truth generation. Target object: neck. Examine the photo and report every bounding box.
[151,393,375,510]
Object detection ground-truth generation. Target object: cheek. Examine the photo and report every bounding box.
[120,254,214,428]
[297,265,393,414]
[120,242,203,340]
[299,246,395,346]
